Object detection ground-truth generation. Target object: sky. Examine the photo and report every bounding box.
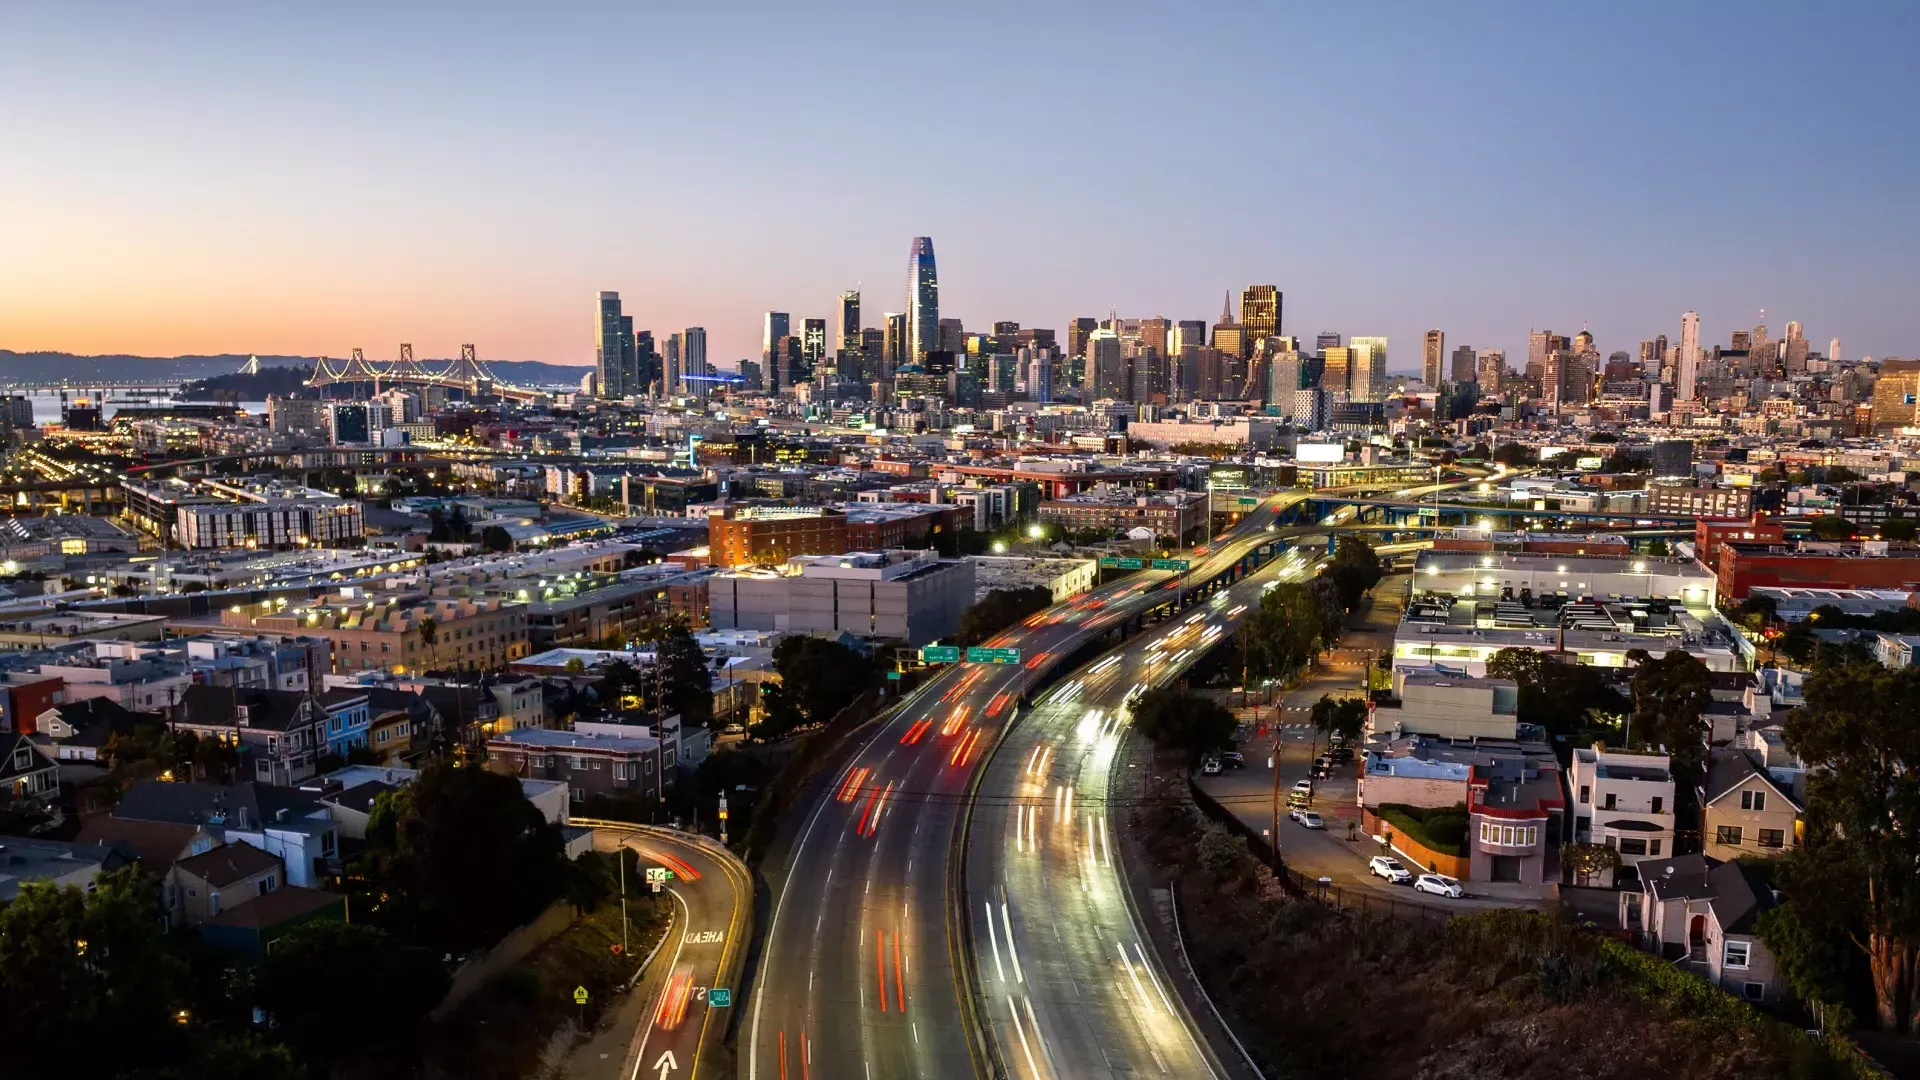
[2,2,1917,373]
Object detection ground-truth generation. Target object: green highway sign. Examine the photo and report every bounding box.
[708,988,732,1008]
[1098,556,1145,569]
[920,645,963,663]
[1149,558,1191,571]
[965,647,1023,664]
[1237,496,1259,506]
[886,670,902,681]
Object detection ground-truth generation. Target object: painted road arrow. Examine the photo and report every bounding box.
[652,1050,677,1078]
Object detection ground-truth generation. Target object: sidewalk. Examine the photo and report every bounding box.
[565,900,680,1080]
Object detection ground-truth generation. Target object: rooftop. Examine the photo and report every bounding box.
[488,727,661,754]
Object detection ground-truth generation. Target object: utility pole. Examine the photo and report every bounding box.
[1269,728,1284,874]
[618,843,628,956]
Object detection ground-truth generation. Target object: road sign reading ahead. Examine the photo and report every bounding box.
[919,645,963,663]
[1149,558,1191,571]
[707,987,732,1007]
[965,647,1022,664]
[1098,556,1144,569]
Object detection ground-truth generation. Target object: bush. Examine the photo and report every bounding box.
[1377,803,1469,856]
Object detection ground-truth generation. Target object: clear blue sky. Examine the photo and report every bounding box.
[2,2,1915,371]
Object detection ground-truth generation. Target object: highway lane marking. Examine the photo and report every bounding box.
[985,902,1008,982]
[1007,995,1045,1080]
[1134,943,1177,1016]
[1001,901,1025,983]
[630,884,691,1080]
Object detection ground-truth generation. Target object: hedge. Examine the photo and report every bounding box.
[1377,802,1470,856]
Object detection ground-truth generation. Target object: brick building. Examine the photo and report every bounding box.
[707,507,849,567]
[484,727,670,804]
[1715,541,1920,601]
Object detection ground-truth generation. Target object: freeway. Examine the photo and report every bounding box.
[746,498,1301,1080]
[964,547,1318,1079]
[584,825,751,1080]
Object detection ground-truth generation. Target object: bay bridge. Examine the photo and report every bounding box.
[305,344,547,402]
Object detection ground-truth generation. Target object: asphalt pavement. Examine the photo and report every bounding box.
[745,499,1305,1080]
[964,553,1316,1080]
[569,825,751,1080]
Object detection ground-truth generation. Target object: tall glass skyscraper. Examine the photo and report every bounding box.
[907,236,938,366]
[596,291,626,398]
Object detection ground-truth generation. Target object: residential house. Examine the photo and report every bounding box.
[80,781,339,887]
[1,732,59,805]
[487,676,546,732]
[1570,744,1674,884]
[312,779,396,840]
[168,840,283,926]
[1703,748,1803,861]
[1619,854,1785,1003]
[36,697,147,764]
[174,686,371,787]
[200,885,344,959]
[1360,734,1562,889]
[364,690,424,765]
[0,837,131,900]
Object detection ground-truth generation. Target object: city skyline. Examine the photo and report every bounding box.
[2,5,1915,369]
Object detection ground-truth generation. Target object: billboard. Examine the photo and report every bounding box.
[1295,441,1344,464]
[1208,463,1251,489]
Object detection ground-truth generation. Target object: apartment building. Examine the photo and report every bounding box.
[1570,744,1675,884]
[707,549,974,645]
[707,506,850,567]
[223,594,529,675]
[485,727,669,803]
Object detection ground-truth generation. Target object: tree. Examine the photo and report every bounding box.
[1485,647,1629,741]
[261,920,449,1072]
[648,623,715,728]
[0,867,185,1078]
[1625,649,1713,764]
[1775,659,1920,1032]
[756,636,876,738]
[1243,582,1326,680]
[358,762,569,952]
[1321,535,1384,612]
[417,616,438,649]
[1808,514,1855,540]
[1645,538,1671,557]
[1129,686,1235,767]
[1308,695,1368,744]
[955,587,1053,647]
[1882,518,1919,542]
[1492,443,1538,467]
[481,524,513,552]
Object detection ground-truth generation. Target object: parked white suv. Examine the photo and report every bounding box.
[1368,856,1412,884]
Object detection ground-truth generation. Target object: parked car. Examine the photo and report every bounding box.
[1368,856,1412,884]
[1293,810,1325,829]
[1201,757,1222,775]
[720,724,746,736]
[1329,747,1353,764]
[1221,751,1245,769]
[1414,873,1462,898]
[1291,779,1313,795]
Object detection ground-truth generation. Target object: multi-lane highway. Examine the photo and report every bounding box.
[746,498,1301,1080]
[964,547,1317,1079]
[584,824,751,1080]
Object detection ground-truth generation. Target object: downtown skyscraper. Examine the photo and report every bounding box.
[1678,310,1701,401]
[1240,285,1281,347]
[907,237,939,366]
[595,291,640,398]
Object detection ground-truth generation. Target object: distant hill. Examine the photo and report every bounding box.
[0,351,590,388]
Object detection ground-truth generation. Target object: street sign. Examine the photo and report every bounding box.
[965,647,1022,664]
[1149,558,1191,571]
[1098,556,1144,569]
[1237,496,1259,507]
[887,670,902,681]
[708,987,732,1007]
[645,867,668,884]
[572,985,589,1005]
[919,645,962,663]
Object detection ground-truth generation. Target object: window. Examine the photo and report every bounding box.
[1602,793,1617,810]
[1743,982,1766,1001]
[1649,839,1661,856]
[1741,790,1766,812]
[209,891,221,916]
[1716,825,1743,847]
[570,786,585,804]
[1579,785,1590,804]
[1650,796,1663,815]
[1617,837,1648,856]
[1759,829,1785,849]
[1723,940,1751,969]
